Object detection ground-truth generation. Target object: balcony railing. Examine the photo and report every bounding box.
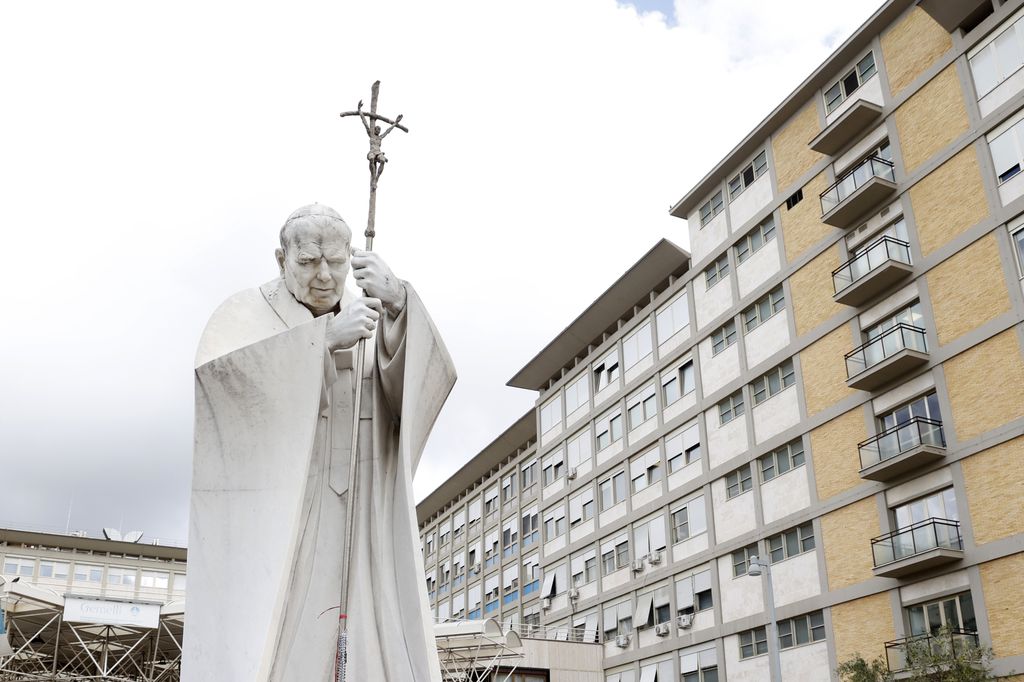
[871,518,962,569]
[859,417,945,470]
[884,629,980,672]
[846,323,928,387]
[821,156,896,213]
[833,236,913,305]
[505,621,601,643]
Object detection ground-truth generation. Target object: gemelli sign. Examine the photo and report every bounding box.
[63,597,160,629]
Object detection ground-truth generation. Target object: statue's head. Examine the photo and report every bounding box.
[276,204,353,316]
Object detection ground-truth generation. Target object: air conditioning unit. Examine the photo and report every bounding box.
[615,634,630,648]
[541,597,552,610]
[647,551,662,565]
[568,588,580,600]
[677,613,693,629]
[655,622,671,637]
[472,563,481,574]
[567,467,578,480]
[632,559,645,572]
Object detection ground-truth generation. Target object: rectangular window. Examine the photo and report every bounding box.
[502,517,519,556]
[453,510,466,539]
[732,543,759,577]
[969,13,1024,98]
[520,460,537,490]
[595,409,623,451]
[484,530,500,567]
[725,463,753,498]
[3,556,36,578]
[140,570,169,589]
[569,487,595,526]
[571,548,598,587]
[521,506,539,547]
[629,447,662,493]
[751,358,795,405]
[661,359,694,406]
[543,505,567,541]
[824,51,876,113]
[759,438,806,481]
[677,569,714,616]
[766,522,815,563]
[989,116,1024,183]
[711,320,737,355]
[666,421,701,473]
[906,591,977,636]
[502,473,516,502]
[671,495,707,543]
[735,215,776,264]
[785,188,803,210]
[699,190,725,226]
[484,485,499,516]
[1012,224,1024,276]
[633,516,667,559]
[599,471,627,510]
[424,532,435,555]
[740,625,769,658]
[743,286,785,333]
[626,383,657,430]
[680,643,718,682]
[603,599,633,639]
[38,560,69,580]
[438,518,451,547]
[542,449,565,486]
[622,322,653,369]
[566,429,592,469]
[704,253,731,289]
[718,390,745,425]
[728,150,769,199]
[540,396,561,434]
[593,350,620,392]
[777,610,826,649]
[656,291,690,342]
[564,372,590,415]
[601,533,630,575]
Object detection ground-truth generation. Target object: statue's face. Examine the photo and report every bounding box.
[277,219,352,316]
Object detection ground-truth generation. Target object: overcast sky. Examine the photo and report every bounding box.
[0,0,882,546]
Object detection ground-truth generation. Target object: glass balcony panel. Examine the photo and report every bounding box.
[884,630,980,673]
[871,518,962,569]
[821,155,896,214]
[846,323,928,379]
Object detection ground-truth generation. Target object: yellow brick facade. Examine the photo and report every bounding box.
[790,245,843,337]
[810,408,868,500]
[909,147,989,257]
[894,65,969,174]
[881,6,952,96]
[781,171,831,263]
[963,437,1024,545]
[980,554,1024,657]
[800,324,857,416]
[821,496,880,590]
[944,329,1024,441]
[772,102,823,193]
[831,593,896,665]
[928,235,1012,345]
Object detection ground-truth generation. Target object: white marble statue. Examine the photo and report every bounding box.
[182,204,454,681]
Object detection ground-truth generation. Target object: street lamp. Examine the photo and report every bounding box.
[747,556,782,682]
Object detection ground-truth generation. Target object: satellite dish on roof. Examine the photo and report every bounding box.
[123,531,144,543]
[103,528,121,541]
[102,528,145,543]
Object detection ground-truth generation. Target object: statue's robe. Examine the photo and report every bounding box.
[182,277,454,682]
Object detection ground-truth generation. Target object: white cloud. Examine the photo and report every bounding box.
[0,0,880,541]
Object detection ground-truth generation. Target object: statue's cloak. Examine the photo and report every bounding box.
[182,278,454,682]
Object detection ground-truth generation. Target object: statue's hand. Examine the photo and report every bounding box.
[351,250,407,315]
[326,297,382,351]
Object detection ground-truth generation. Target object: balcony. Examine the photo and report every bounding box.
[809,99,884,155]
[846,323,929,391]
[820,156,897,228]
[858,417,946,481]
[885,629,980,675]
[833,236,913,307]
[871,518,963,578]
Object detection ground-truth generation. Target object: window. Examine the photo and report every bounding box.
[564,373,590,415]
[595,409,623,451]
[633,516,668,559]
[593,351,620,392]
[892,487,959,530]
[484,530,500,568]
[626,383,657,430]
[571,548,598,587]
[661,359,695,406]
[453,510,466,540]
[725,463,753,498]
[566,429,592,470]
[603,599,633,639]
[502,564,519,603]
[878,391,941,432]
[989,115,1024,183]
[542,449,565,486]
[439,518,451,547]
[728,150,769,199]
[969,13,1024,98]
[520,459,537,490]
[630,448,663,493]
[710,320,737,355]
[732,543,758,577]
[599,471,627,510]
[439,560,451,595]
[699,190,725,226]
[543,505,567,542]
[425,532,435,556]
[777,611,826,649]
[634,585,672,629]
[766,522,815,563]
[522,555,541,595]
[740,626,769,658]
[467,541,480,570]
[656,291,690,342]
[173,573,186,591]
[718,390,745,425]
[468,584,482,619]
[759,438,806,481]
[451,592,466,619]
[3,556,35,578]
[521,506,539,547]
[453,553,466,587]
[484,485,499,516]
[705,253,730,289]
[785,188,803,210]
[140,571,169,589]
[907,591,977,636]
[502,517,518,557]
[601,533,630,574]
[676,569,714,616]
[540,396,561,434]
[502,473,516,502]
[484,574,500,613]
[622,322,653,369]
[1012,224,1024,276]
[666,422,701,473]
[742,286,785,333]
[680,644,718,682]
[735,216,776,264]
[671,495,707,543]
[751,359,795,405]
[426,569,437,598]
[38,560,69,580]
[824,51,877,113]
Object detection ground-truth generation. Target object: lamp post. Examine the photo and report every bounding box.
[747,556,782,682]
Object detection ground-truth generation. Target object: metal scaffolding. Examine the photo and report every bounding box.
[0,583,182,681]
